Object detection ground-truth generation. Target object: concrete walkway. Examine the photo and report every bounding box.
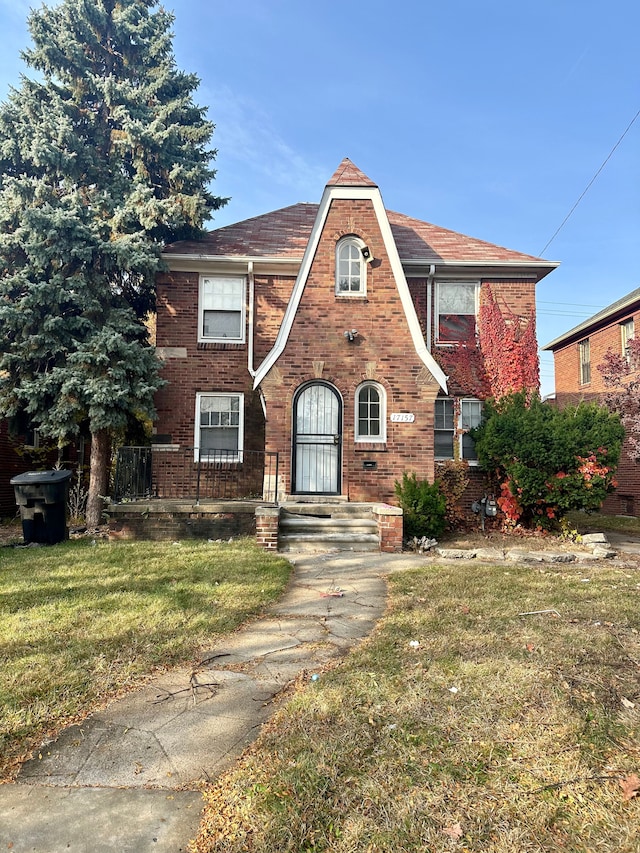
[0,551,427,853]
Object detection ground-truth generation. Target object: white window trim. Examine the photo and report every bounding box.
[194,392,245,462]
[621,319,634,361]
[578,338,591,385]
[355,381,387,443]
[435,280,480,345]
[434,397,482,464]
[198,275,246,344]
[335,236,367,297]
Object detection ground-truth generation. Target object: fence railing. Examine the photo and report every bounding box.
[113,446,279,504]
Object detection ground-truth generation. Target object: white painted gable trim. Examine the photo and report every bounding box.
[253,184,448,393]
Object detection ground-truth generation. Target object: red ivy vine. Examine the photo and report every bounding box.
[478,285,539,397]
[433,285,539,400]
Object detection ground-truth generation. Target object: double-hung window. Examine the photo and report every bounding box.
[336,237,366,296]
[460,399,483,461]
[621,319,634,362]
[578,338,591,385]
[434,398,455,459]
[435,398,482,462]
[195,393,244,462]
[199,276,246,343]
[355,382,386,442]
[436,282,478,344]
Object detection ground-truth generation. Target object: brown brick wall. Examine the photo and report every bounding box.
[155,271,265,454]
[0,422,23,516]
[553,309,639,394]
[109,507,256,541]
[154,214,540,506]
[551,306,640,516]
[260,197,442,502]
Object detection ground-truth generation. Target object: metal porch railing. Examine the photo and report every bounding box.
[113,446,279,504]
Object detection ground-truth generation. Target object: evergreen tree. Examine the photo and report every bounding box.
[0,0,226,526]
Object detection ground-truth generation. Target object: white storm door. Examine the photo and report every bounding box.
[293,383,341,494]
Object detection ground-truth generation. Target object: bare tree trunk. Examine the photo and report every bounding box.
[86,428,110,529]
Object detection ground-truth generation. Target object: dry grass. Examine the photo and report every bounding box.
[191,558,640,853]
[0,537,291,780]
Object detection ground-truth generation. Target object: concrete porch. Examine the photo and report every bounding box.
[107,499,404,553]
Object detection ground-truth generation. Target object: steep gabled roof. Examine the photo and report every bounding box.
[251,165,449,393]
[542,286,640,351]
[164,203,554,268]
[326,157,378,187]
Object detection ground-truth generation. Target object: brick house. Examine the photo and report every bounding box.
[152,159,557,509]
[542,287,640,516]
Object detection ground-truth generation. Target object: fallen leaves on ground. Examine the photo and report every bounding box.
[619,773,640,801]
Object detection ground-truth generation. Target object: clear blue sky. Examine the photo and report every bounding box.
[0,0,638,397]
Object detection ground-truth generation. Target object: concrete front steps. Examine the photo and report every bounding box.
[278,503,380,552]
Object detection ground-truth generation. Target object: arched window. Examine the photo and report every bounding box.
[336,236,366,296]
[355,382,385,442]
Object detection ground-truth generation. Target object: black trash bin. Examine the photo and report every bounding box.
[10,470,73,544]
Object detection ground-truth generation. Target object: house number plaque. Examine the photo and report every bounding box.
[390,413,415,423]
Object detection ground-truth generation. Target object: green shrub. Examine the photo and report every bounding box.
[471,392,624,529]
[394,472,447,539]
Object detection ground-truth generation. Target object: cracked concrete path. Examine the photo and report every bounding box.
[0,551,426,853]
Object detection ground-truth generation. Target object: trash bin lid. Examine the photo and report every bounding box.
[10,469,73,485]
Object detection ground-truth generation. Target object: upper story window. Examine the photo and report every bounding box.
[435,282,478,344]
[199,276,246,343]
[435,397,482,462]
[578,338,591,385]
[336,236,366,296]
[355,382,386,442]
[195,392,244,462]
[621,318,634,362]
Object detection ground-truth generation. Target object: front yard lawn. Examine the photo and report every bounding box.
[193,557,640,853]
[0,537,291,780]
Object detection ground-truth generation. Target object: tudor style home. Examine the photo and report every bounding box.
[147,158,557,524]
[542,287,640,516]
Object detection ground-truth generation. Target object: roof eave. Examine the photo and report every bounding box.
[401,259,559,279]
[162,253,303,275]
[542,288,640,351]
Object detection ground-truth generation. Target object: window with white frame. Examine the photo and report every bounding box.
[436,282,478,344]
[435,397,482,462]
[355,382,386,442]
[621,318,634,361]
[336,237,366,296]
[578,338,591,385]
[195,393,244,461]
[199,276,246,342]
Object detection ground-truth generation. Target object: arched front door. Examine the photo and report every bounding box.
[293,382,342,495]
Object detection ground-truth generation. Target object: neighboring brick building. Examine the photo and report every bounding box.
[542,287,640,516]
[153,159,557,504]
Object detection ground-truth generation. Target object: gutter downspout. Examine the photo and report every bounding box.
[247,263,274,501]
[426,263,435,352]
[247,261,255,378]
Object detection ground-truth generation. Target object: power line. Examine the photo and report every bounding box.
[537,300,605,309]
[539,108,640,256]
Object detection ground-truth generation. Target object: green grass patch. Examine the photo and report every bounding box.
[567,510,640,536]
[192,560,640,853]
[0,537,291,779]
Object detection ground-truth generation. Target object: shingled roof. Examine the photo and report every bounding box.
[163,160,553,268]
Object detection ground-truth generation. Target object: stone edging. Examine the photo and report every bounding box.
[424,532,617,563]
